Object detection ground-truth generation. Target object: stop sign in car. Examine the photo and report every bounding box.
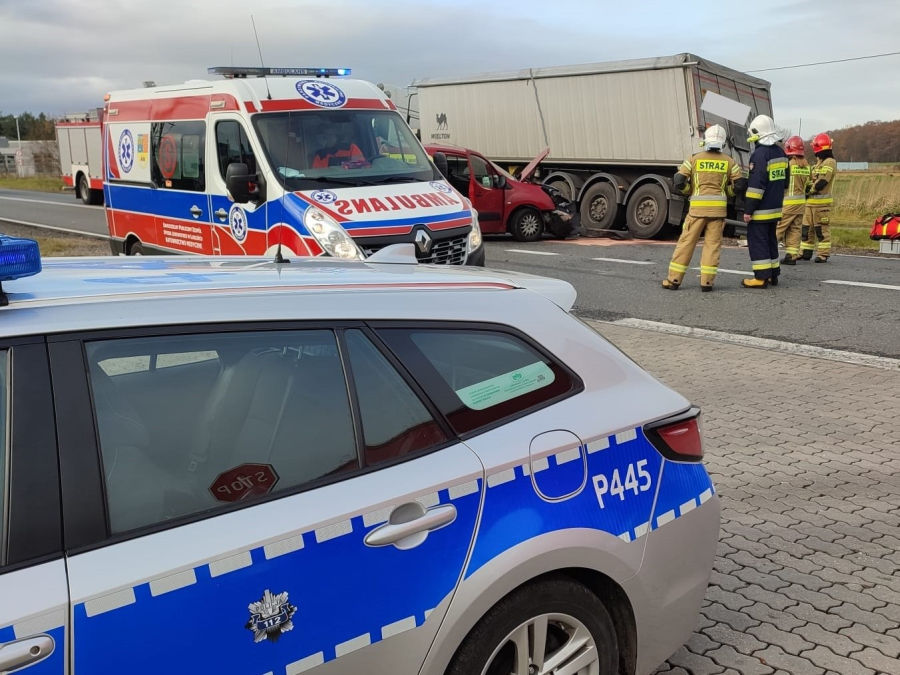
[210,463,280,502]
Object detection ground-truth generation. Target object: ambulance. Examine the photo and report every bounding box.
[102,67,484,264]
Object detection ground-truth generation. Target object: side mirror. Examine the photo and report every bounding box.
[225,162,260,204]
[432,152,449,181]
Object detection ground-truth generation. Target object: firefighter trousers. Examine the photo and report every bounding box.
[747,219,779,280]
[802,206,831,259]
[666,215,724,287]
[776,211,803,260]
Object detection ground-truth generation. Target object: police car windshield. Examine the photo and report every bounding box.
[254,110,438,190]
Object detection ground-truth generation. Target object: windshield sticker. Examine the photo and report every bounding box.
[455,362,555,410]
[295,80,347,108]
[311,189,338,205]
[118,129,134,173]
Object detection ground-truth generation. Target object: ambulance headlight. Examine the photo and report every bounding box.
[304,208,364,260]
[467,210,482,252]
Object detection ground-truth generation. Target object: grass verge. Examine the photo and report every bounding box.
[0,223,110,257]
[0,176,66,193]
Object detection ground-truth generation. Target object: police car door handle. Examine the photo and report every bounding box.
[215,208,228,221]
[0,635,55,671]
[190,205,203,218]
[364,503,457,548]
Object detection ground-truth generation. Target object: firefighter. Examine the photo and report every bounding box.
[662,124,745,292]
[741,114,787,288]
[777,135,810,264]
[800,133,837,262]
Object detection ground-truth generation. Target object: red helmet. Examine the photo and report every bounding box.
[784,136,805,157]
[812,133,833,153]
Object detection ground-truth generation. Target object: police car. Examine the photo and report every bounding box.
[0,236,719,675]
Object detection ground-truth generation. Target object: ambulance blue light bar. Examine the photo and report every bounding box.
[0,235,41,282]
[209,67,351,78]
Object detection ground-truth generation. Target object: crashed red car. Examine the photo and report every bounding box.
[426,145,578,241]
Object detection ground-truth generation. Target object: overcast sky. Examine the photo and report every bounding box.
[2,0,898,136]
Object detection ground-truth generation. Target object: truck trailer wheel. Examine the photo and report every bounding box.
[626,183,667,238]
[579,182,618,233]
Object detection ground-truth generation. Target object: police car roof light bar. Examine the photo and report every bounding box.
[208,67,351,79]
[0,235,42,307]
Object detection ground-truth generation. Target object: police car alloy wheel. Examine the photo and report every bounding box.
[447,577,618,675]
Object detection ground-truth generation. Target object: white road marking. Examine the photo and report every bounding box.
[0,195,96,209]
[504,249,559,256]
[591,257,655,265]
[609,318,900,372]
[0,216,110,239]
[823,279,900,291]
[693,267,752,276]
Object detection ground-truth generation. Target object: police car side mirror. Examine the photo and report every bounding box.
[225,162,260,204]
[432,152,449,181]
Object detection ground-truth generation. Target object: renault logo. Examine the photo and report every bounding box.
[415,229,433,254]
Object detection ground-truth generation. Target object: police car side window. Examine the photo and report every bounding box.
[151,120,206,192]
[376,328,577,436]
[0,350,8,561]
[86,330,359,534]
[344,330,448,465]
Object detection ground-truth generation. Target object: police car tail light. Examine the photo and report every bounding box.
[0,235,41,307]
[303,207,364,260]
[645,408,703,462]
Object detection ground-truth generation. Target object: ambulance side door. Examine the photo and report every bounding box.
[208,114,267,255]
[0,341,66,675]
[49,324,483,674]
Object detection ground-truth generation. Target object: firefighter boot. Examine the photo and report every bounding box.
[741,278,769,289]
[661,279,680,290]
[781,254,796,265]
[814,256,828,263]
[800,250,813,261]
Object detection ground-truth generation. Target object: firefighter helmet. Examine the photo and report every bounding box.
[784,135,805,157]
[703,124,727,151]
[812,133,833,153]
[747,115,778,146]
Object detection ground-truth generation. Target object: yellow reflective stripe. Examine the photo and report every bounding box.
[751,212,782,221]
[819,166,834,173]
[730,165,743,178]
[819,242,832,249]
[668,262,688,272]
[807,196,833,205]
[801,242,816,250]
[751,261,772,270]
[746,188,764,199]
[767,159,788,168]
[785,246,800,255]
[700,266,718,275]
[783,196,806,205]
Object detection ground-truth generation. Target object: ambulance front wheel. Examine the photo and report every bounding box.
[445,576,618,675]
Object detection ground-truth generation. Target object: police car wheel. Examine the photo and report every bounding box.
[446,577,618,675]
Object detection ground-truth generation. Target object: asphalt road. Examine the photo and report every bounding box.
[482,235,900,359]
[2,187,898,357]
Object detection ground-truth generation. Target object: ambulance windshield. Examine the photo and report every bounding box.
[254,110,438,190]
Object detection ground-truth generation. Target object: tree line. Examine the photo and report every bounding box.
[823,119,900,163]
[0,112,56,141]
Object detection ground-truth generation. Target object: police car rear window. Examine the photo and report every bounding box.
[375,328,577,435]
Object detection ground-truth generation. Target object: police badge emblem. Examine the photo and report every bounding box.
[246,589,297,643]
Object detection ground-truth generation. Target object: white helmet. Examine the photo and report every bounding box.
[703,124,727,151]
[747,115,778,146]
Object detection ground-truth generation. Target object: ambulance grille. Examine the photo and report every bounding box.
[363,234,468,265]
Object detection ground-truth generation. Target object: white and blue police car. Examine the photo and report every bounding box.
[0,237,719,674]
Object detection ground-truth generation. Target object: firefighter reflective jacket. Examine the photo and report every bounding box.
[744,144,787,222]
[807,156,837,207]
[783,157,810,216]
[677,150,743,218]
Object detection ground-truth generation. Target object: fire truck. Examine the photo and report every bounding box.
[98,67,483,263]
[55,109,104,205]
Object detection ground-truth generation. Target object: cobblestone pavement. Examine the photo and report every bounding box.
[588,321,900,675]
